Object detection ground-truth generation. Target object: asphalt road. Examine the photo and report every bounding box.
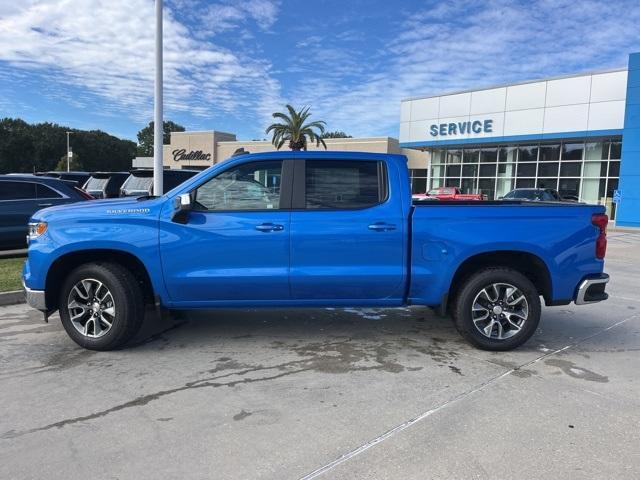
[1,233,639,479]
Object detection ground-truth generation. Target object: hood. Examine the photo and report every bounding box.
[31,196,166,222]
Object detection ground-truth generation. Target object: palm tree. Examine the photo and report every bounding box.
[265,105,327,151]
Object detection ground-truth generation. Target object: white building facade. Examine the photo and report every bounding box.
[400,65,631,222]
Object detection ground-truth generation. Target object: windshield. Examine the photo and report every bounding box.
[84,177,109,191]
[505,190,540,199]
[121,175,152,194]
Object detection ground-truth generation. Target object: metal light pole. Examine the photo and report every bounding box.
[153,0,164,196]
[66,131,72,172]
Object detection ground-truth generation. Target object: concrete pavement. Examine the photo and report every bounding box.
[0,233,638,479]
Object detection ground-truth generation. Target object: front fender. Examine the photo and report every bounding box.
[24,213,168,303]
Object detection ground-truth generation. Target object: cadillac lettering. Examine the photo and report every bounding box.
[172,148,212,162]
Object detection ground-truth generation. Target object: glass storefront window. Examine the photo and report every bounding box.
[446,150,462,163]
[585,142,608,160]
[539,144,560,161]
[497,162,515,177]
[479,163,497,177]
[445,178,460,188]
[425,137,621,219]
[538,162,559,177]
[583,161,607,177]
[431,164,445,177]
[496,178,514,198]
[561,143,584,160]
[518,145,538,162]
[537,178,558,189]
[516,178,535,188]
[610,142,622,159]
[432,149,446,164]
[581,178,600,203]
[412,169,428,177]
[478,179,495,199]
[560,162,581,177]
[480,148,498,162]
[461,178,478,194]
[609,161,620,177]
[463,149,479,163]
[446,164,461,177]
[462,164,478,177]
[499,146,517,163]
[559,178,580,197]
[411,178,427,194]
[517,163,536,177]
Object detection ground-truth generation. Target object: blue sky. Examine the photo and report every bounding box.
[1,0,640,143]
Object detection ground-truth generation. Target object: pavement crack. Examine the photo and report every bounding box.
[1,362,311,440]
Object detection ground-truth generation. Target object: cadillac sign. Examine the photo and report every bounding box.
[172,148,212,162]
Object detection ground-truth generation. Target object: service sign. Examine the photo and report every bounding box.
[429,119,493,138]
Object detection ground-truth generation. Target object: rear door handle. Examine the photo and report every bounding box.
[255,223,284,232]
[368,222,396,231]
[37,203,53,207]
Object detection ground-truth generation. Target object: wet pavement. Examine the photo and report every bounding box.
[1,233,639,479]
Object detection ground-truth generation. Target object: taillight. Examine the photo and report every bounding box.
[591,213,608,259]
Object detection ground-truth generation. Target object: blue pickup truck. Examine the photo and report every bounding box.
[22,151,610,351]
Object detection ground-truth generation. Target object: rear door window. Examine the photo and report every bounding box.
[36,184,63,199]
[0,181,37,200]
[304,160,383,209]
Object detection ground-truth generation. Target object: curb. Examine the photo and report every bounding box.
[0,290,25,306]
[0,249,27,259]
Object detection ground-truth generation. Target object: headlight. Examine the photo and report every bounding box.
[28,221,48,240]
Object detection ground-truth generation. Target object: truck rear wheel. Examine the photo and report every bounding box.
[452,268,541,351]
[58,262,144,350]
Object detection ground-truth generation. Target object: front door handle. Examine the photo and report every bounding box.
[255,223,284,232]
[37,203,53,207]
[368,222,396,232]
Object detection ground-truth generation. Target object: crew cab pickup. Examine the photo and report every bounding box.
[413,187,486,201]
[23,151,610,351]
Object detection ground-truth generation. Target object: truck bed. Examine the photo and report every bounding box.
[408,201,605,306]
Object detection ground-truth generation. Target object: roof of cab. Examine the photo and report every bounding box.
[222,150,408,161]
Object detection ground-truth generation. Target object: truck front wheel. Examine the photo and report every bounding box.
[58,262,145,350]
[452,268,541,351]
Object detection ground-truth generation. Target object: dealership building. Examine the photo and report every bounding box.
[134,52,639,227]
[399,52,640,227]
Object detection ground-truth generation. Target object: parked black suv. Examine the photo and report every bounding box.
[501,188,580,202]
[40,171,91,188]
[0,175,92,249]
[120,169,199,197]
[83,172,129,199]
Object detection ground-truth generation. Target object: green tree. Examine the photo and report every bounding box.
[322,130,352,138]
[265,105,327,151]
[0,118,136,174]
[55,152,81,171]
[136,120,185,156]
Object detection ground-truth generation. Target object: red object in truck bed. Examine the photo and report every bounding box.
[413,187,486,201]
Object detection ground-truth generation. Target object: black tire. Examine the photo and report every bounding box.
[59,262,145,350]
[451,267,541,351]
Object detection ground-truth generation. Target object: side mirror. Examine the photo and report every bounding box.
[172,193,192,223]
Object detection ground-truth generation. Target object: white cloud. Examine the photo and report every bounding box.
[0,0,282,135]
[289,0,640,137]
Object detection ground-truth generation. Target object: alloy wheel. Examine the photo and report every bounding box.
[471,282,529,340]
[67,278,116,338]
